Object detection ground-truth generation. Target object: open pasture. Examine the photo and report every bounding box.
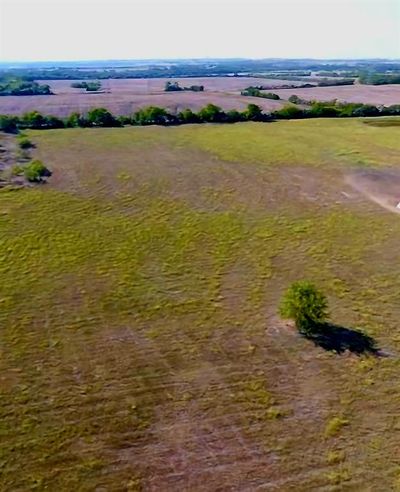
[1,118,400,490]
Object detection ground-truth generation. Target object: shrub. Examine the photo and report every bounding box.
[18,137,34,149]
[225,109,244,123]
[244,103,263,121]
[198,104,225,123]
[279,280,328,335]
[23,160,51,182]
[87,108,118,127]
[134,106,171,125]
[263,92,280,100]
[273,105,305,119]
[0,115,19,133]
[65,112,87,128]
[178,108,200,124]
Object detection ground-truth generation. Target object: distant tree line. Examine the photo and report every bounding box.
[0,78,52,96]
[70,81,102,91]
[1,101,400,133]
[359,72,400,85]
[316,78,354,87]
[164,81,204,92]
[241,87,280,99]
[2,59,398,82]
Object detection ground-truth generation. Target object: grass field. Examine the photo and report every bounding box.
[1,118,400,490]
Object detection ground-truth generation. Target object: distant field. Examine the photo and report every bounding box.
[273,83,400,105]
[0,77,295,116]
[2,118,400,490]
[1,77,399,117]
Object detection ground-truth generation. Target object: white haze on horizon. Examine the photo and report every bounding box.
[0,0,399,62]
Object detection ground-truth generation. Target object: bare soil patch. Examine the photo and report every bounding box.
[346,168,400,214]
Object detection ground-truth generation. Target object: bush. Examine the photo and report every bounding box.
[178,108,200,124]
[87,108,118,127]
[23,160,51,182]
[198,104,225,123]
[0,115,19,133]
[263,92,280,100]
[134,106,171,125]
[244,103,263,121]
[279,280,328,335]
[273,105,305,119]
[18,137,34,149]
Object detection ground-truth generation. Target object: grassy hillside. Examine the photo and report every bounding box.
[1,118,400,490]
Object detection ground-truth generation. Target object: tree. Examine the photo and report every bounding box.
[225,109,243,123]
[87,108,117,127]
[245,103,263,121]
[134,106,170,125]
[273,105,305,119]
[198,104,225,123]
[165,81,182,92]
[66,112,86,128]
[0,115,19,133]
[178,108,199,124]
[279,281,328,336]
[21,111,46,129]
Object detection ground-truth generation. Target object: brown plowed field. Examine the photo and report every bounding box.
[273,84,400,105]
[0,77,297,116]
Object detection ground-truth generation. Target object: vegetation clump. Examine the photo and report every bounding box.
[164,81,204,92]
[23,159,51,182]
[17,136,34,149]
[71,81,102,91]
[279,280,328,336]
[0,77,52,96]
[1,99,400,135]
[241,86,280,99]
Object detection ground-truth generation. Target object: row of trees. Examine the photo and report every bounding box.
[71,81,102,91]
[241,86,280,100]
[0,78,52,96]
[1,101,400,133]
[359,72,400,85]
[165,81,204,92]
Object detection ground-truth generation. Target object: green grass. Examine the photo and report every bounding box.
[1,118,400,490]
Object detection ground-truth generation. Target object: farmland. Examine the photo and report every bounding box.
[0,77,293,117]
[0,76,399,118]
[273,84,400,106]
[1,118,400,490]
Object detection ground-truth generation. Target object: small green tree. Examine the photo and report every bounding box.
[279,281,328,336]
[198,104,225,123]
[87,108,117,127]
[245,103,263,121]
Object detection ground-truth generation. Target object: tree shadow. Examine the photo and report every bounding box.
[306,322,378,355]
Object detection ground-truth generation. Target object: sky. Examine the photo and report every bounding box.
[0,0,399,62]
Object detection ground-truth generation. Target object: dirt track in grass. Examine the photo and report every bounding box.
[346,168,400,215]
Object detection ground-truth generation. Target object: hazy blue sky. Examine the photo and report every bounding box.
[1,0,399,61]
